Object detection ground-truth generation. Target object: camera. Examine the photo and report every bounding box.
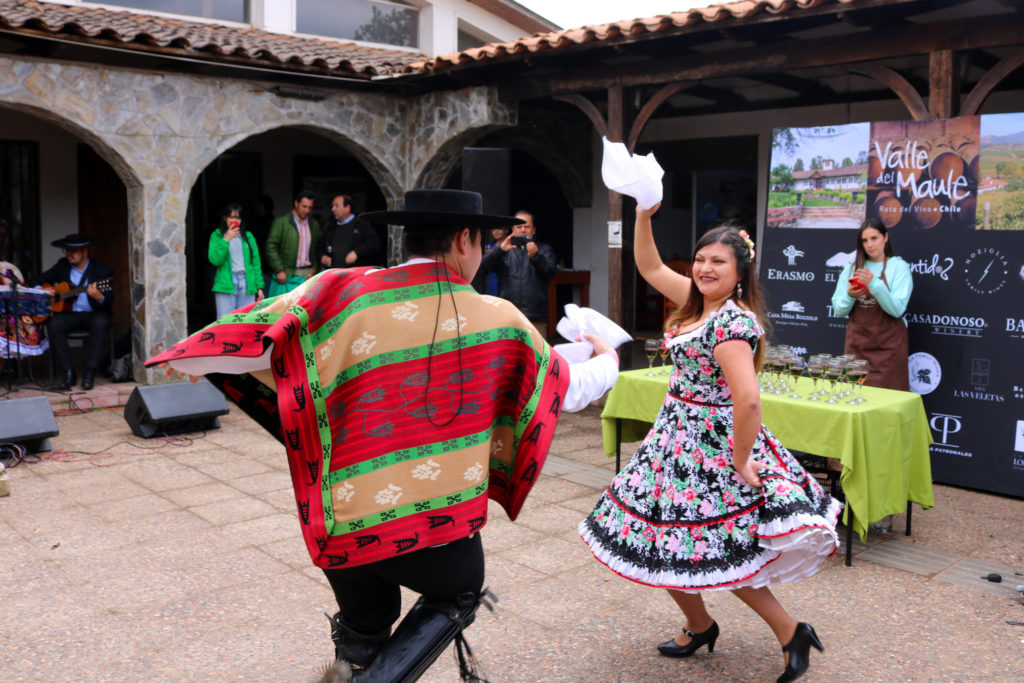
[511,235,533,247]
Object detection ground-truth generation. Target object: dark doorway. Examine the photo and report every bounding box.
[186,151,262,331]
[293,153,388,264]
[446,148,573,268]
[77,144,129,337]
[0,140,40,278]
[632,135,758,333]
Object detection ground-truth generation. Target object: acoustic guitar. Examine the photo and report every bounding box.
[32,277,113,322]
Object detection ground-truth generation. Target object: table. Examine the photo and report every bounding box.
[546,270,589,341]
[601,370,934,566]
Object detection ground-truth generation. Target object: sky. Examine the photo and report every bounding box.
[515,1,710,30]
[771,124,871,168]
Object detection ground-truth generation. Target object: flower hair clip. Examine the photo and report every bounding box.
[738,230,756,260]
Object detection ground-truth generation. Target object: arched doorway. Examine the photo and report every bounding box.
[0,107,132,352]
[445,146,575,266]
[185,127,388,330]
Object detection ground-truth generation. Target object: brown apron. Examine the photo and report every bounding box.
[844,264,909,390]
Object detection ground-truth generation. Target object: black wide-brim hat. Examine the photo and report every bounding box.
[362,190,523,230]
[51,233,99,249]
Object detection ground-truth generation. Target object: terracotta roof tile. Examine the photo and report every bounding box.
[401,0,862,74]
[0,0,418,76]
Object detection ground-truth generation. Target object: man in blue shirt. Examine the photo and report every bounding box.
[34,234,113,390]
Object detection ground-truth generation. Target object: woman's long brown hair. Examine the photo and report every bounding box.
[853,217,894,271]
[664,224,768,370]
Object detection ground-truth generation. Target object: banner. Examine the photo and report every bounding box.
[764,114,1024,498]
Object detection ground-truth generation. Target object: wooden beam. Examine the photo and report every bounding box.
[607,86,625,329]
[928,49,959,119]
[962,46,1024,114]
[646,86,895,118]
[846,62,928,121]
[627,82,695,153]
[551,94,608,138]
[497,14,1024,101]
[745,72,835,97]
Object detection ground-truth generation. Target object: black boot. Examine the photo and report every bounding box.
[58,369,76,391]
[354,589,496,683]
[81,368,96,390]
[325,611,390,671]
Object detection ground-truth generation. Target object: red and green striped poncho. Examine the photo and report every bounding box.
[147,263,569,569]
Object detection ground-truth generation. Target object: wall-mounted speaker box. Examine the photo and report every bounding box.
[124,380,229,438]
[463,147,511,217]
[0,396,59,453]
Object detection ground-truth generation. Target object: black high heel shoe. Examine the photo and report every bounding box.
[657,621,719,658]
[777,622,823,683]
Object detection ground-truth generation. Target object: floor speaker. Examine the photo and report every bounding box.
[124,380,229,438]
[0,396,59,453]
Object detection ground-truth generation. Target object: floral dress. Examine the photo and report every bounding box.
[580,303,842,591]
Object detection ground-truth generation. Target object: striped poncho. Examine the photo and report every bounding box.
[147,262,568,569]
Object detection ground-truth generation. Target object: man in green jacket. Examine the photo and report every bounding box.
[265,189,320,296]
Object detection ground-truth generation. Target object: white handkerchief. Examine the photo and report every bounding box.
[553,304,633,363]
[600,137,665,210]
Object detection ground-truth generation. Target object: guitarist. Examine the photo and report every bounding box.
[33,234,112,390]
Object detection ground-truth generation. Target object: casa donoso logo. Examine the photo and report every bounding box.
[906,312,986,338]
[908,352,942,395]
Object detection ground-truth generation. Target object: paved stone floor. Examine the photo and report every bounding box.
[2,391,1023,682]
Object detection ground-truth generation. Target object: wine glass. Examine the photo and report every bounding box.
[659,340,671,375]
[824,358,844,404]
[644,339,660,376]
[836,354,856,398]
[806,355,825,400]
[846,359,870,404]
[787,356,806,399]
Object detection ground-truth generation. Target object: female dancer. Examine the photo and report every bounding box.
[830,218,913,390]
[580,203,842,682]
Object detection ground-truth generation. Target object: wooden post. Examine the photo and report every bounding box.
[928,49,958,120]
[607,85,625,328]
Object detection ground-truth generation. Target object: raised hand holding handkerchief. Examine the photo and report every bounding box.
[600,137,665,210]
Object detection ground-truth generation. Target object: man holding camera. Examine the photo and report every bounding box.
[480,210,558,338]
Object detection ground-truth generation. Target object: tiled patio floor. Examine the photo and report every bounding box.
[2,394,1022,681]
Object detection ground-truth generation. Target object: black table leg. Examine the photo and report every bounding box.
[845,507,853,567]
[905,501,912,536]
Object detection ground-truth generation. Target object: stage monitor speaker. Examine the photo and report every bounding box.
[463,148,510,217]
[0,396,59,453]
[124,380,229,438]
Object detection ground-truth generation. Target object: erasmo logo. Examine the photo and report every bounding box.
[782,245,805,266]
[906,313,986,338]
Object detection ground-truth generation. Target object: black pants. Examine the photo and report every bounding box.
[322,534,484,634]
[46,311,110,372]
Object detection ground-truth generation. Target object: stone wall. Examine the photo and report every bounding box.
[0,55,516,382]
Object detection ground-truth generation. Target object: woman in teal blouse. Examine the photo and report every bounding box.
[208,204,264,319]
[830,218,913,390]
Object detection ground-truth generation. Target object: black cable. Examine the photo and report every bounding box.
[424,251,465,427]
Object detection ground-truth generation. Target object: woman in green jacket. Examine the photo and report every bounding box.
[209,204,264,319]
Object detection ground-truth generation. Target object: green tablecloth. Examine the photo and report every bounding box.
[601,370,934,542]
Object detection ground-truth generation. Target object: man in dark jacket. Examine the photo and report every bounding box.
[480,210,558,337]
[33,234,113,390]
[317,194,380,269]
